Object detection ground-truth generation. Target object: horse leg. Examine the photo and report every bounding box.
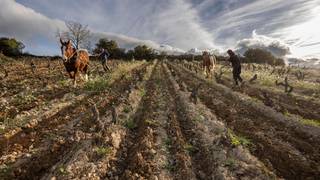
[68,72,73,79]
[84,65,88,81]
[73,69,78,87]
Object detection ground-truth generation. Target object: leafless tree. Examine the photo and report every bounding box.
[57,21,91,49]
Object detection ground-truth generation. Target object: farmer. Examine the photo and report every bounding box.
[99,48,110,72]
[227,49,243,86]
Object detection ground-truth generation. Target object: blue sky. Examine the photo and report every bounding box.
[1,0,320,61]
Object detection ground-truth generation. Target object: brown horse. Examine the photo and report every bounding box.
[202,51,216,78]
[60,39,89,86]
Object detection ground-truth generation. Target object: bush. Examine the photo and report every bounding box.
[0,37,25,57]
[243,48,285,66]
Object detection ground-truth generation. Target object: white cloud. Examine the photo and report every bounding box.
[0,0,66,54]
[91,32,185,55]
[235,30,291,57]
[2,0,320,62]
[16,0,219,51]
[0,0,66,40]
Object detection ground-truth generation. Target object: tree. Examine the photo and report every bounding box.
[243,48,285,65]
[0,37,25,56]
[133,45,155,60]
[93,38,128,59]
[58,21,91,49]
[93,38,119,54]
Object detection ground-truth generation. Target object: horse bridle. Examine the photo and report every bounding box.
[61,45,77,62]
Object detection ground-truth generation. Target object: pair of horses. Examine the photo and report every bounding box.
[202,51,217,78]
[59,39,89,86]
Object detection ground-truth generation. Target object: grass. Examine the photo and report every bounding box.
[300,119,320,127]
[225,158,237,169]
[84,76,109,92]
[282,110,320,127]
[58,79,69,87]
[95,146,112,156]
[283,110,290,117]
[193,114,204,122]
[184,143,196,153]
[58,165,69,176]
[123,119,137,129]
[12,93,37,105]
[84,61,144,92]
[164,161,175,172]
[144,119,159,126]
[0,124,5,134]
[108,62,144,84]
[139,88,146,97]
[164,138,172,149]
[123,105,131,113]
[0,164,12,176]
[228,129,251,147]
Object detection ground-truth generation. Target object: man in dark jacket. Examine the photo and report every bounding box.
[99,48,110,72]
[227,49,243,86]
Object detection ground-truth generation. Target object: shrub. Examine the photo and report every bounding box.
[0,37,25,57]
[243,48,285,66]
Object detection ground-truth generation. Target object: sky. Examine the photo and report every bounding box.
[0,0,320,63]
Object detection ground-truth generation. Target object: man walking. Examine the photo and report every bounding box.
[99,48,110,72]
[227,49,243,86]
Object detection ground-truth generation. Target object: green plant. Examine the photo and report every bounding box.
[139,88,146,97]
[228,130,251,147]
[84,76,109,92]
[95,146,112,156]
[300,119,320,127]
[145,119,159,126]
[123,106,131,113]
[193,114,204,122]
[164,138,172,149]
[283,110,290,117]
[13,93,36,105]
[225,158,237,168]
[123,119,137,129]
[58,79,69,87]
[58,166,68,175]
[184,143,196,153]
[0,164,11,175]
[164,161,175,172]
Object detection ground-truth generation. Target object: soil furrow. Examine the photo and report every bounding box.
[41,61,156,180]
[220,75,320,121]
[0,62,149,179]
[168,62,320,179]
[109,62,197,180]
[0,62,140,156]
[163,63,278,179]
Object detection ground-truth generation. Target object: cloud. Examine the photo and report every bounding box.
[286,57,320,68]
[3,0,320,61]
[0,0,66,39]
[193,0,320,50]
[16,0,219,51]
[235,30,291,57]
[91,32,185,55]
[0,0,67,55]
[0,0,189,55]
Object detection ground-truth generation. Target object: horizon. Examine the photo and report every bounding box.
[1,0,320,63]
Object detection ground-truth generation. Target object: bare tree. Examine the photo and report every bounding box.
[57,21,91,49]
